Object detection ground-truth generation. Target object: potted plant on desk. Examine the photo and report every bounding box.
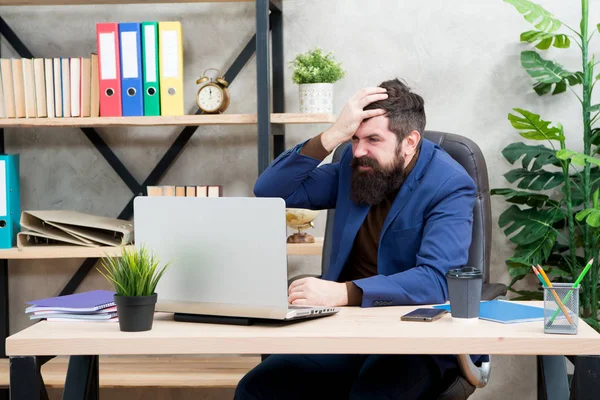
[98,245,170,332]
[289,47,345,114]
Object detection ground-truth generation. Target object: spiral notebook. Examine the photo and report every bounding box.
[25,290,116,313]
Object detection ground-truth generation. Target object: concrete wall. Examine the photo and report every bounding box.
[2,0,593,398]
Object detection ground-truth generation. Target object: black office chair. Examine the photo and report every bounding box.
[297,131,507,399]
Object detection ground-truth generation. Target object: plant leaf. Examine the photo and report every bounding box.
[589,104,600,112]
[520,30,570,49]
[503,168,564,190]
[521,51,582,95]
[593,129,600,146]
[96,245,170,297]
[504,0,562,32]
[533,72,583,96]
[556,149,600,167]
[508,108,565,141]
[490,188,560,208]
[498,205,564,245]
[500,142,559,170]
[566,166,600,206]
[576,208,600,227]
[508,230,557,266]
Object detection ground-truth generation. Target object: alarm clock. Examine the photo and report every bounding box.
[196,68,230,114]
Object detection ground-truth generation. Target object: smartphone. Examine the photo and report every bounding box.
[400,308,448,322]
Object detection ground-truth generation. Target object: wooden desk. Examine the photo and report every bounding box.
[6,303,600,399]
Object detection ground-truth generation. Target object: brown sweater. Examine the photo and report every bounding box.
[300,134,420,306]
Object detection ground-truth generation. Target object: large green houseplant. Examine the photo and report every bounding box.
[492,0,600,331]
[98,245,170,332]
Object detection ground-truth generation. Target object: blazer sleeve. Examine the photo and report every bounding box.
[253,141,342,210]
[352,172,476,307]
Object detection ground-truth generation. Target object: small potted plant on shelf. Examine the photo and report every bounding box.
[289,47,345,114]
[98,245,170,332]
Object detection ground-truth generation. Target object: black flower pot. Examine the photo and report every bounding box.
[114,293,157,332]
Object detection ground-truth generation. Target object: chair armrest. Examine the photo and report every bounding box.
[482,283,508,301]
[457,354,491,389]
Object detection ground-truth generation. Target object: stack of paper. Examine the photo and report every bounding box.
[25,290,118,322]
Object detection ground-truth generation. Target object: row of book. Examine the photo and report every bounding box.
[26,290,118,322]
[0,57,99,119]
[147,185,223,197]
[0,21,184,119]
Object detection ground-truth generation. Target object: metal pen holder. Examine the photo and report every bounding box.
[543,283,579,335]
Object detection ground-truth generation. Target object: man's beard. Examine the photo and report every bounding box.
[349,152,405,206]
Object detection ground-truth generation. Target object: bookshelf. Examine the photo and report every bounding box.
[0,113,336,128]
[0,238,324,259]
[0,1,332,377]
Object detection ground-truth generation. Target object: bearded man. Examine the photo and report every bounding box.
[235,78,477,399]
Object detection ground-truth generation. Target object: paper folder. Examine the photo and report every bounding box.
[97,22,122,116]
[158,21,184,116]
[17,210,133,248]
[119,22,144,116]
[141,21,160,116]
[0,155,21,249]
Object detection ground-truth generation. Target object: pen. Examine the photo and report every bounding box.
[547,258,594,325]
[535,265,574,326]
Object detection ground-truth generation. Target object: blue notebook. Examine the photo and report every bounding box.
[433,300,544,324]
[25,290,116,313]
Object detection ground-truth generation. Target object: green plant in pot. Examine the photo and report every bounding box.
[289,47,345,114]
[492,0,600,331]
[98,245,170,332]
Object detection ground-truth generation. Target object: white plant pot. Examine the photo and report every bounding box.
[298,83,334,114]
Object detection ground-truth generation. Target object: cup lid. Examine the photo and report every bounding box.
[446,266,482,279]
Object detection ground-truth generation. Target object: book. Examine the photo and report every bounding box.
[29,311,118,321]
[433,299,545,324]
[31,306,117,316]
[25,290,115,313]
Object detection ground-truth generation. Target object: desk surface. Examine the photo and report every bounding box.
[7,302,600,357]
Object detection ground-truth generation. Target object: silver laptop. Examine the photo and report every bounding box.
[133,196,340,322]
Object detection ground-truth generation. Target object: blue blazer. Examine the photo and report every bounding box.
[254,138,477,308]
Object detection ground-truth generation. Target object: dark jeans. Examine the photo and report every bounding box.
[234,354,459,400]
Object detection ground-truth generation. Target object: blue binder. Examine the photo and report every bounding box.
[119,22,144,116]
[0,154,20,249]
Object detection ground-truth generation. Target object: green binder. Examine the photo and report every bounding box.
[141,22,160,116]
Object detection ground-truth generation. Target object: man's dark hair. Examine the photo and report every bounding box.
[364,78,426,142]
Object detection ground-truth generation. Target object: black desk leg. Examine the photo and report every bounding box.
[9,356,40,400]
[62,355,99,400]
[537,355,570,400]
[569,355,600,400]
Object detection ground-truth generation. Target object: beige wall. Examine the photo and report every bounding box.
[1,0,591,398]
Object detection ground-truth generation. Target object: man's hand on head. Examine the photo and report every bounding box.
[288,277,349,307]
[321,87,388,152]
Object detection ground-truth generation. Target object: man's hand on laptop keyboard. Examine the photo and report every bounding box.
[288,277,348,307]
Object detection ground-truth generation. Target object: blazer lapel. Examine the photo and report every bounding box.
[380,139,436,240]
